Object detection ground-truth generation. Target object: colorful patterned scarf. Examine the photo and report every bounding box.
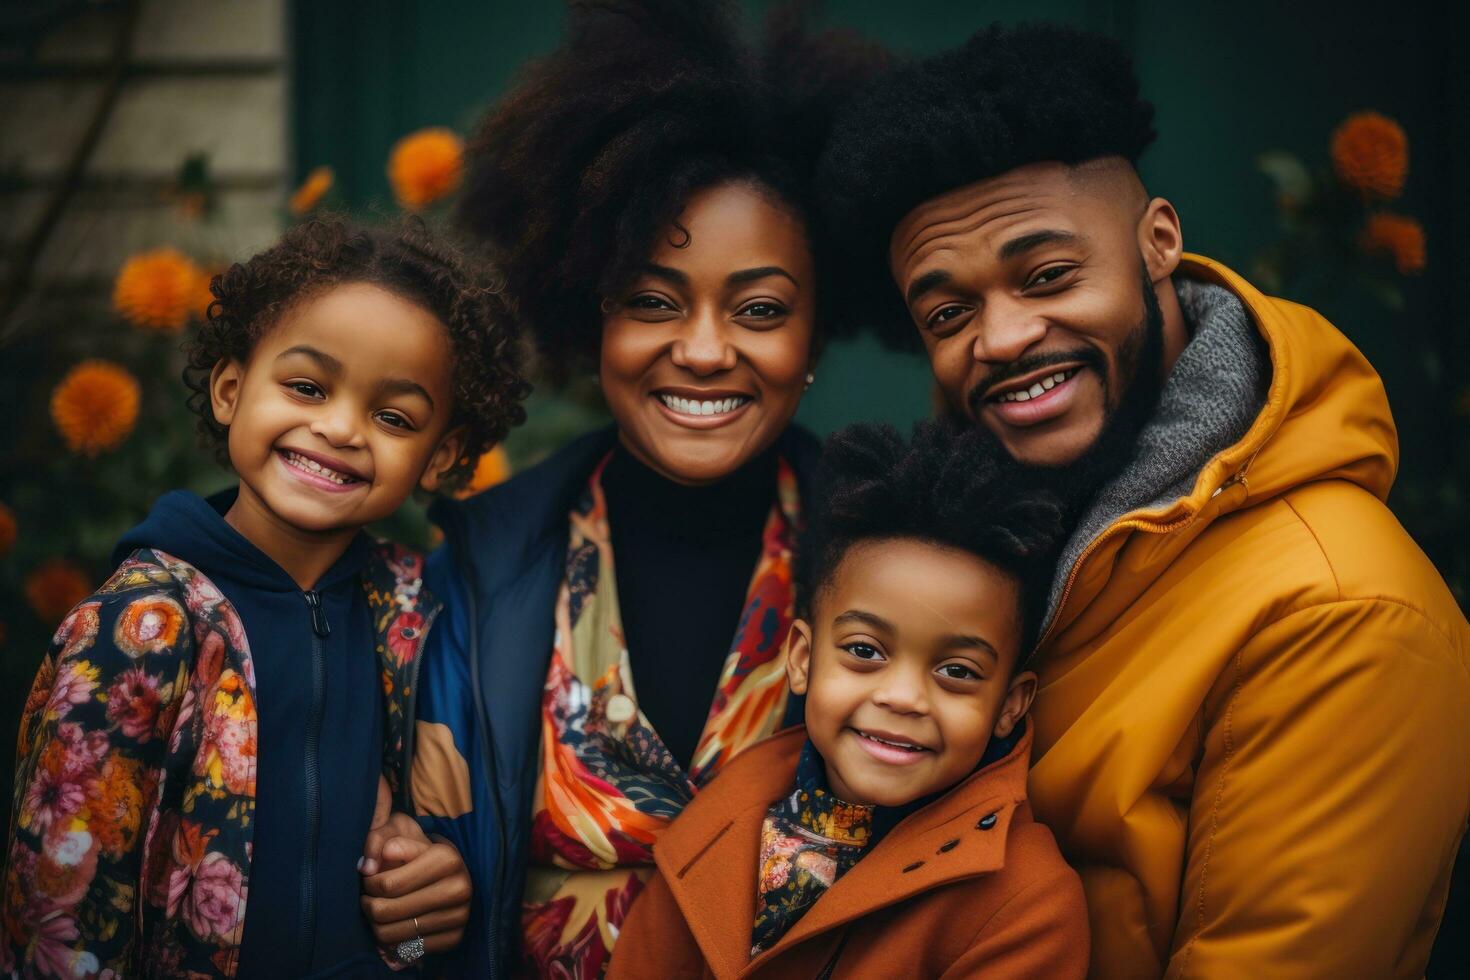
[521,453,800,978]
[750,741,877,958]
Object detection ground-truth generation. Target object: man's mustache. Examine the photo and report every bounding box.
[967,348,1106,418]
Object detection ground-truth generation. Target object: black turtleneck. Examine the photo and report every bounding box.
[600,442,777,772]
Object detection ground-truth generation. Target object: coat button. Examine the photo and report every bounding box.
[938,839,960,853]
[977,812,998,830]
[902,861,924,873]
[605,693,636,723]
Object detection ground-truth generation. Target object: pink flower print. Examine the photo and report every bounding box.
[106,667,164,741]
[795,849,837,887]
[44,659,99,721]
[26,905,98,979]
[759,853,791,892]
[182,569,225,613]
[168,685,197,754]
[195,671,257,795]
[193,630,225,689]
[36,827,99,907]
[181,852,246,943]
[51,602,100,659]
[53,721,109,776]
[757,825,805,893]
[386,611,426,665]
[217,601,249,653]
[20,763,87,836]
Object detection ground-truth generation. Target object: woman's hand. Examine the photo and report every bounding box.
[361,778,472,957]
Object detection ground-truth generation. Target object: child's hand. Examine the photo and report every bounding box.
[360,776,472,956]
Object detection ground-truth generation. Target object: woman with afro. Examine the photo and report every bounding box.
[396,2,887,975]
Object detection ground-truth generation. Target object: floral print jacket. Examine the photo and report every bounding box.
[2,543,434,979]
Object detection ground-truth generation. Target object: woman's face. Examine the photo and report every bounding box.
[600,180,816,485]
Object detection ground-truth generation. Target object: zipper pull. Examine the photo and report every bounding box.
[303,590,330,637]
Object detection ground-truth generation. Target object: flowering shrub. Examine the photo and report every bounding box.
[112,248,205,333]
[289,165,335,216]
[50,361,141,456]
[1361,212,1425,275]
[1330,111,1408,199]
[387,128,464,209]
[1254,110,1425,307]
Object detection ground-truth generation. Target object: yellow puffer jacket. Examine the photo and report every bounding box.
[1029,254,1470,978]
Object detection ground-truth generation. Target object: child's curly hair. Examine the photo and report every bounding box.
[797,420,1067,652]
[183,216,530,487]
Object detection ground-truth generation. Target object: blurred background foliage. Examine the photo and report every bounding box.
[1,0,1465,968]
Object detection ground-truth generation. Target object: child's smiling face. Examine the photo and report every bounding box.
[210,281,462,537]
[785,537,1036,807]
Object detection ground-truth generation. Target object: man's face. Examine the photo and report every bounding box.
[888,161,1164,468]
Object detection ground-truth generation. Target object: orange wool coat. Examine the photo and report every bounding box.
[1028,255,1470,977]
[608,724,1088,979]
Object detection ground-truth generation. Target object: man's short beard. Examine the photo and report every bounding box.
[962,264,1167,515]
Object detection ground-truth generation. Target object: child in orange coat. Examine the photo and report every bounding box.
[610,421,1088,978]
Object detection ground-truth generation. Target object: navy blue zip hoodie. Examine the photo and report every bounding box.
[115,489,393,978]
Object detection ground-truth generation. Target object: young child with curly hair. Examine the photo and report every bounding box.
[3,217,528,979]
[610,420,1089,979]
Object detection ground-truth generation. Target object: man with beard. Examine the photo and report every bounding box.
[818,22,1469,979]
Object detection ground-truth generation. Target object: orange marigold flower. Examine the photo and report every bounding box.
[51,360,141,456]
[1331,111,1408,199]
[455,445,512,499]
[0,501,15,556]
[289,165,334,216]
[388,128,463,209]
[1361,212,1426,274]
[25,560,92,626]
[112,247,204,332]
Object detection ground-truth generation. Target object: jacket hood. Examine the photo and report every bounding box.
[1190,255,1397,504]
[114,488,368,594]
[1042,254,1398,636]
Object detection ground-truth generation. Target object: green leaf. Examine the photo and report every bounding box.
[1257,152,1315,208]
[1360,277,1405,311]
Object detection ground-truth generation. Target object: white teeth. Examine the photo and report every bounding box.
[861,732,923,751]
[285,451,353,485]
[996,368,1081,403]
[659,394,749,417]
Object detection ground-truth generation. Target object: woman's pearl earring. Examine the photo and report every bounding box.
[804,371,816,390]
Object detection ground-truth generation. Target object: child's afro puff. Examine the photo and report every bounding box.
[183,215,530,487]
[797,419,1066,652]
[456,0,889,380]
[816,22,1157,347]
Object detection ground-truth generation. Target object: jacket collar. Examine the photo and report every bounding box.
[654,723,1033,978]
[1039,254,1398,643]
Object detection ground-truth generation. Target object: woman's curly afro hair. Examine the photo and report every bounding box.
[817,22,1157,346]
[456,0,889,379]
[184,216,530,487]
[798,419,1067,653]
